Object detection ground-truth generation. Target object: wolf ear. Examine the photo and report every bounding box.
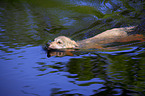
[71,40,78,47]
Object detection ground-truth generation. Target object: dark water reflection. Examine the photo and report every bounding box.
[0,0,145,96]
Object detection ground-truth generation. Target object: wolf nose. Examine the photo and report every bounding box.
[46,43,50,47]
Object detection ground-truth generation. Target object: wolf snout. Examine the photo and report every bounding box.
[46,43,50,47]
[46,43,52,50]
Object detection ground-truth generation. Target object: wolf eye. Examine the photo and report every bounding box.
[57,41,62,44]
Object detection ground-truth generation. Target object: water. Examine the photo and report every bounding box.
[0,0,145,96]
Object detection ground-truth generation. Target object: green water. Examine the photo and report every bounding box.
[0,0,145,96]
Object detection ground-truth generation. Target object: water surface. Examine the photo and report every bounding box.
[0,0,145,96]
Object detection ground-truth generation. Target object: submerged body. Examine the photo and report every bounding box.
[47,26,145,50]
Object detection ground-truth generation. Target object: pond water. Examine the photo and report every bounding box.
[0,0,145,96]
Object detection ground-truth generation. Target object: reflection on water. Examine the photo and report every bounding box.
[46,49,75,57]
[0,0,145,96]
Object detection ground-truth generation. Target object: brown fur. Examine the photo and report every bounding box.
[47,26,145,49]
[48,36,78,49]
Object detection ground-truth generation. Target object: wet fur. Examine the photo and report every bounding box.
[48,26,145,49]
